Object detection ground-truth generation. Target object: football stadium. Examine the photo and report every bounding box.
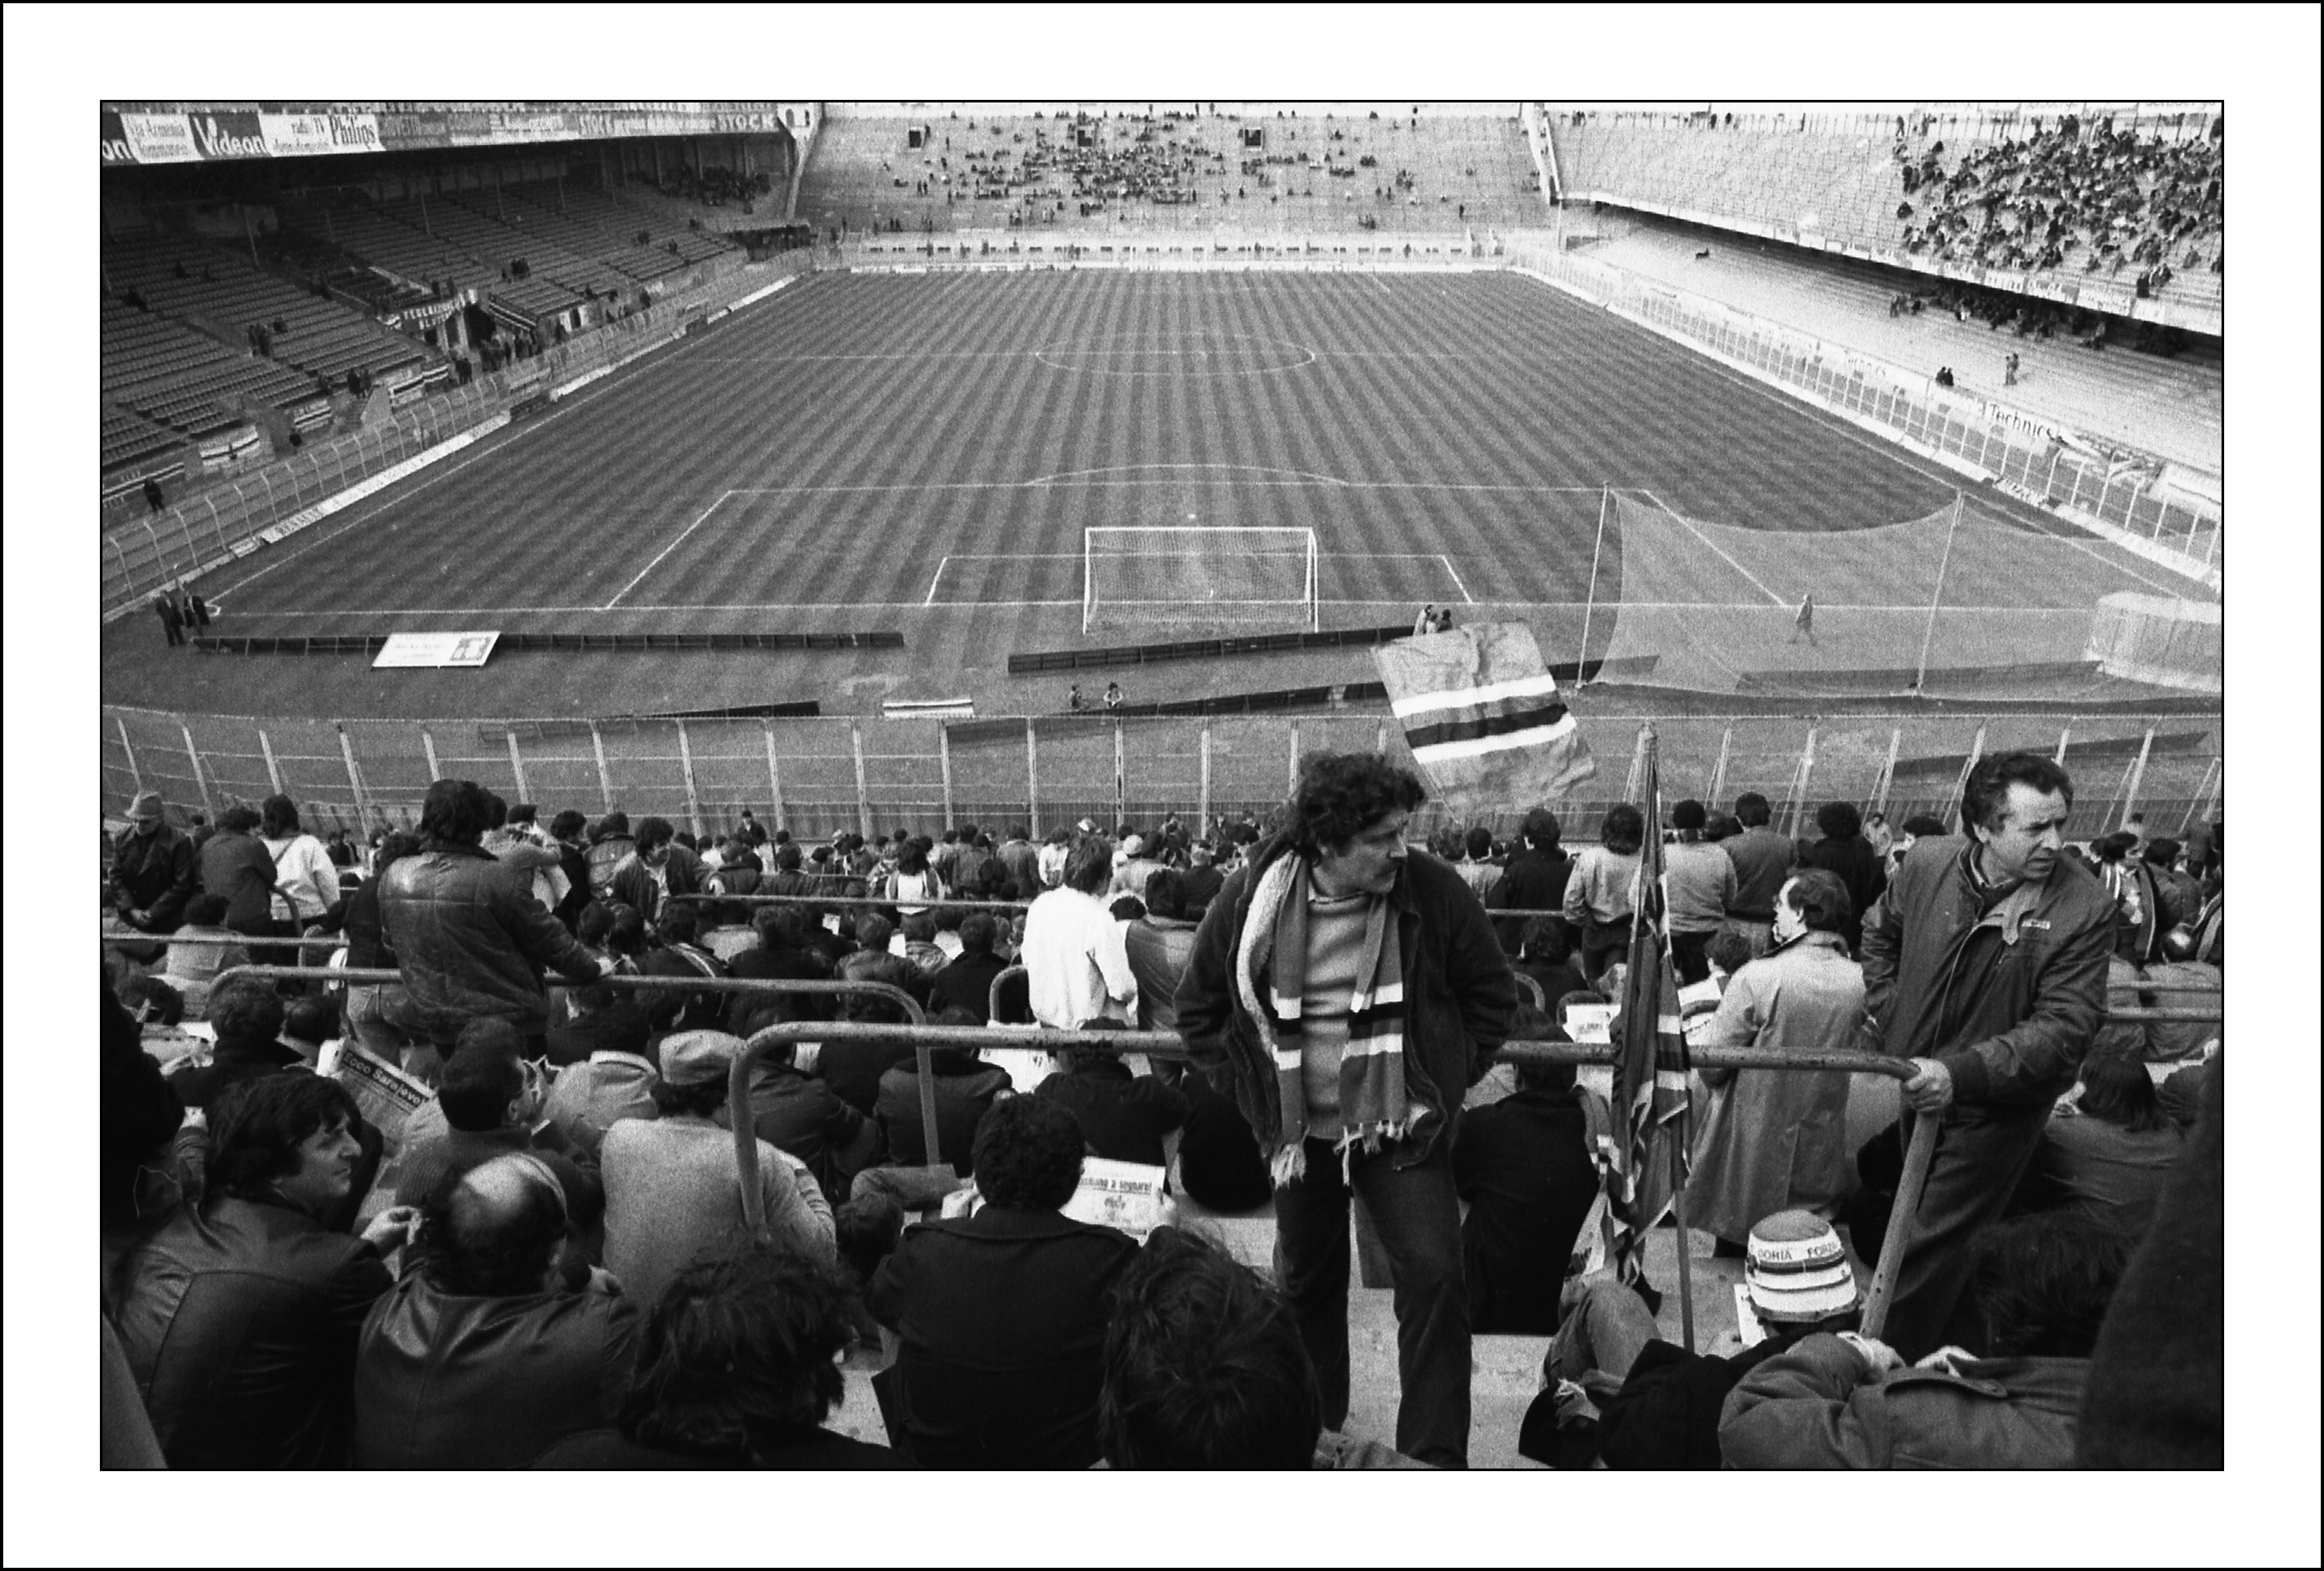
[73,70,2263,1505]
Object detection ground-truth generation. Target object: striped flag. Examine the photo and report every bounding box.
[1603,723,1692,1283]
[1373,622,1594,813]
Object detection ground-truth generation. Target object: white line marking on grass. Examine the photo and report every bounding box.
[718,477,1601,496]
[1622,488,1789,606]
[1374,276,1392,296]
[603,492,733,610]
[1439,555,1476,604]
[923,558,949,608]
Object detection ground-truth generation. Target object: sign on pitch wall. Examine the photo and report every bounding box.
[372,631,501,669]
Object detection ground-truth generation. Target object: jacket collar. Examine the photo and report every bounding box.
[588,1049,657,1073]
[944,1204,1098,1240]
[1772,930,1852,958]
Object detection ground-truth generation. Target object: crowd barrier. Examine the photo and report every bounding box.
[100,252,817,621]
[105,707,2223,847]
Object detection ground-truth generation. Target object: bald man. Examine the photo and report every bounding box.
[352,1155,641,1468]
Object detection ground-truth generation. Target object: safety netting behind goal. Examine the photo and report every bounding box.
[1084,526,1316,634]
[1593,493,2215,701]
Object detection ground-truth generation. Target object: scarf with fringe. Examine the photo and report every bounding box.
[1235,853,1408,1187]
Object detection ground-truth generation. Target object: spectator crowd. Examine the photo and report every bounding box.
[99,747,2221,1470]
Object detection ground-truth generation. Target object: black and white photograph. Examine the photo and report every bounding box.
[6,4,2317,1563]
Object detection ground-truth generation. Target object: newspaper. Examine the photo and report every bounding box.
[331,1041,434,1144]
[1061,1157,1168,1242]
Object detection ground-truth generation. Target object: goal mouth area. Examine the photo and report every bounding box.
[1083,526,1318,635]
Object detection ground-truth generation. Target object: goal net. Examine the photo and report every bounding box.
[1083,526,1319,635]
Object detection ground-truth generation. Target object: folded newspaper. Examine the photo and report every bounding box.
[942,1157,1170,1242]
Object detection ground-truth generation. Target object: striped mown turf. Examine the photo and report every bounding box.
[119,269,2185,720]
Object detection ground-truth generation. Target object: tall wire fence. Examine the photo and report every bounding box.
[100,252,816,621]
[103,706,2219,845]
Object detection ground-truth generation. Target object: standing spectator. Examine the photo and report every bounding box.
[735,807,770,849]
[1859,753,2114,1359]
[110,1075,416,1468]
[1454,827,1502,903]
[608,816,702,925]
[2140,838,2203,935]
[950,825,991,894]
[110,790,199,938]
[1412,603,1437,637]
[1067,683,1086,713]
[1795,801,1886,956]
[1036,825,1074,889]
[1123,869,1199,1034]
[1177,840,1225,915]
[885,840,948,917]
[1104,681,1125,712]
[1486,807,1573,954]
[929,911,1010,1023]
[153,592,184,648]
[1718,1213,2129,1469]
[585,812,636,903]
[340,833,419,1065]
[537,1242,910,1470]
[1687,870,1864,1255]
[353,1154,639,1468]
[1719,791,1795,956]
[545,810,594,932]
[1453,1050,1600,1335]
[1663,800,1739,985]
[2093,830,2165,965]
[260,795,342,963]
[1563,804,1645,983]
[996,824,1043,898]
[199,804,280,941]
[1176,753,1516,1468]
[601,1031,834,1306]
[143,476,166,514]
[866,1095,1142,1468]
[379,779,615,1058]
[1023,836,1139,1028]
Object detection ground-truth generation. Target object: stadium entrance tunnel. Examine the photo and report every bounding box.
[1036,331,1316,377]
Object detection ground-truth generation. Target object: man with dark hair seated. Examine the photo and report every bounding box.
[728,904,831,1016]
[353,1153,639,1468]
[929,911,1010,1023]
[543,974,653,1069]
[601,1031,834,1306]
[541,997,661,1159]
[634,901,731,1034]
[393,1021,603,1249]
[728,1000,879,1200]
[164,978,305,1107]
[111,1075,418,1467]
[867,1094,1143,1468]
[538,1241,910,1469]
[1718,1211,2130,1469]
[1034,1039,1189,1168]
[875,1023,1012,1173]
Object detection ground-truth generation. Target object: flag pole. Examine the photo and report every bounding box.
[1912,492,1964,695]
[1578,486,1610,686]
[1669,1133,1696,1354]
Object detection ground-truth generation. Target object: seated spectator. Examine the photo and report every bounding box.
[876,1028,1012,1173]
[121,974,186,1030]
[353,1154,639,1468]
[1512,916,1587,1010]
[541,1007,661,1159]
[1703,927,1756,990]
[110,1074,416,1467]
[2024,1048,2184,1239]
[543,975,654,1069]
[110,790,199,938]
[601,1031,835,1306]
[1663,800,1738,984]
[197,804,280,941]
[393,1023,603,1251]
[280,996,339,1065]
[1124,870,1199,1034]
[728,1007,880,1200]
[1519,1211,1863,1470]
[634,901,730,1034]
[900,911,949,976]
[1718,1211,2131,1469]
[164,977,305,1108]
[728,905,831,1016]
[1098,1227,1331,1469]
[1177,839,1225,915]
[867,1095,1142,1468]
[1453,1050,1599,1335]
[1172,1068,1272,1213]
[537,1242,909,1469]
[1035,1041,1189,1167]
[102,988,200,1273]
[160,892,247,1021]
[2138,955,2222,1065]
[1453,825,1502,902]
[1794,801,1884,955]
[929,912,1010,1023]
[380,779,614,1057]
[1688,870,1863,1255]
[1024,836,1138,1027]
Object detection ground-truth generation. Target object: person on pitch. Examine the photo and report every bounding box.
[1790,593,1817,647]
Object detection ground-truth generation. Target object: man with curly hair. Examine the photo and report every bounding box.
[1177,752,1517,1467]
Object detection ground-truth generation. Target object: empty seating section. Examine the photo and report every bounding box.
[498,185,694,286]
[266,229,438,316]
[1547,110,2221,314]
[100,297,311,437]
[104,232,436,390]
[101,405,184,477]
[378,194,608,304]
[594,182,748,264]
[281,202,490,297]
[796,108,1547,236]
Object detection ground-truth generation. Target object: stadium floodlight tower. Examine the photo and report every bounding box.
[1082,525,1319,635]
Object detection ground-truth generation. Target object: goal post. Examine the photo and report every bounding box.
[1082,526,1319,635]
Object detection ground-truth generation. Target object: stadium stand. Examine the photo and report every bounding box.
[100,404,187,485]
[99,295,315,438]
[1548,107,2221,316]
[797,104,1546,238]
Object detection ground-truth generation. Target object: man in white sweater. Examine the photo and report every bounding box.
[1022,836,1139,1029]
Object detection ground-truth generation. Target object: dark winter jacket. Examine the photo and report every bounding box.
[379,843,604,1043]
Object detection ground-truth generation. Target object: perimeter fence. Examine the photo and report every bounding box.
[104,706,2219,845]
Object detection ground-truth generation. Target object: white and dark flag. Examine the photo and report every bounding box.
[1374,622,1594,811]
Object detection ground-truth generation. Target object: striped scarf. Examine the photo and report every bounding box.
[1235,853,1408,1187]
